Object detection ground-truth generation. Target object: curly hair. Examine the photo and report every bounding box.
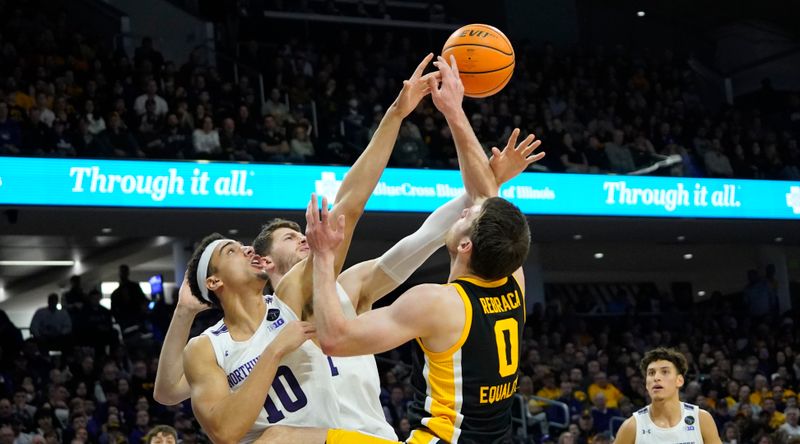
[639,347,688,377]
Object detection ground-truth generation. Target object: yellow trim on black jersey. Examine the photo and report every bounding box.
[415,283,473,359]
[406,428,438,444]
[457,275,509,288]
[509,274,526,323]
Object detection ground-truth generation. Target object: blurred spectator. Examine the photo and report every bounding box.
[705,139,734,178]
[559,133,588,173]
[0,310,23,359]
[219,117,250,161]
[191,116,221,158]
[97,112,142,158]
[62,276,85,312]
[587,372,623,409]
[257,115,289,160]
[288,125,314,162]
[29,294,71,351]
[144,425,176,444]
[133,80,168,117]
[110,265,148,334]
[0,102,22,155]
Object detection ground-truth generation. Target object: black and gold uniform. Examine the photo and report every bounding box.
[406,275,525,444]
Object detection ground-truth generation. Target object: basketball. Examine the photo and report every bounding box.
[441,24,515,98]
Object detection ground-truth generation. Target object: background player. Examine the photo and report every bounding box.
[613,347,722,444]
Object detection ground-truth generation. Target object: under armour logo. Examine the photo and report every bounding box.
[225,350,230,357]
[787,186,800,214]
[642,429,651,435]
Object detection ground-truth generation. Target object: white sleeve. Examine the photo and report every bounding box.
[376,193,471,283]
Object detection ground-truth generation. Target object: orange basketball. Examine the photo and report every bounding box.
[441,24,515,98]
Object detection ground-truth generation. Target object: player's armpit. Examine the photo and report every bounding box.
[319,284,444,357]
[612,417,636,444]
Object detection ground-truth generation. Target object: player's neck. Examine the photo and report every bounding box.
[649,395,683,426]
[220,287,267,340]
[447,257,470,283]
[268,270,286,292]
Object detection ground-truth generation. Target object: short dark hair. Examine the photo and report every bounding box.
[253,219,302,256]
[640,347,688,377]
[146,425,177,444]
[186,233,225,308]
[468,197,530,280]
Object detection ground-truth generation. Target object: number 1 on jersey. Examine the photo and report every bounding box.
[493,318,519,377]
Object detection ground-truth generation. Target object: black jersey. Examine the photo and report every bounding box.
[407,275,525,444]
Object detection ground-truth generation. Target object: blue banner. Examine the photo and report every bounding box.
[0,157,799,219]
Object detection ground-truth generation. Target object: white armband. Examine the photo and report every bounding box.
[377,193,471,283]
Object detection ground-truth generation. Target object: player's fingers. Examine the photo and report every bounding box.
[306,194,316,226]
[506,128,520,150]
[527,152,546,164]
[491,147,502,157]
[449,54,460,78]
[412,53,433,79]
[320,196,329,224]
[516,134,536,152]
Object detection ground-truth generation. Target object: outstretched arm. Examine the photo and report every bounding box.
[429,56,500,200]
[338,130,545,311]
[327,53,437,274]
[153,273,209,405]
[276,55,439,313]
[307,195,440,356]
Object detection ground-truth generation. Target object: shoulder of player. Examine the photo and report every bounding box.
[614,416,637,444]
[183,335,214,366]
[697,407,714,424]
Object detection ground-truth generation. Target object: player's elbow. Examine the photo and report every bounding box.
[207,425,246,444]
[152,387,184,406]
[319,334,345,356]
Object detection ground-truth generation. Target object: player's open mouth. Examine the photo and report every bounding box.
[652,385,663,390]
[250,256,263,268]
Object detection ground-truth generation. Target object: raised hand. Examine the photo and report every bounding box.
[272,321,316,356]
[428,55,465,119]
[390,53,440,118]
[490,128,545,185]
[305,193,345,256]
[177,271,211,313]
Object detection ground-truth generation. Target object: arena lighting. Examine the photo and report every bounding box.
[101,227,112,234]
[0,260,75,266]
[676,235,686,241]
[683,253,693,260]
[697,290,706,297]
[637,10,646,17]
[775,237,784,243]
[594,252,604,259]
[572,234,583,240]
[229,228,239,235]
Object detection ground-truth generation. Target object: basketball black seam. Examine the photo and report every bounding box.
[469,68,514,97]
[442,43,514,57]
[459,61,515,75]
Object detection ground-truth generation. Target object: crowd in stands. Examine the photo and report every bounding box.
[0,261,797,444]
[1,0,799,180]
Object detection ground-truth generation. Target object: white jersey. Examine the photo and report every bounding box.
[633,402,704,444]
[202,295,340,443]
[329,282,397,440]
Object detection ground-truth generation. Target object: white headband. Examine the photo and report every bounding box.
[196,239,227,303]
